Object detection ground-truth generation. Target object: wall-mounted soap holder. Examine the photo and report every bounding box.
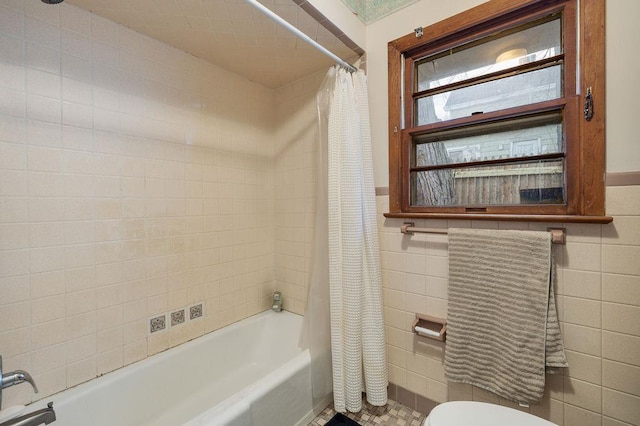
[412,313,446,342]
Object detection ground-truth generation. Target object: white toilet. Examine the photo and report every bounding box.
[424,401,557,426]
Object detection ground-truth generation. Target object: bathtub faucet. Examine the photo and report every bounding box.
[0,356,39,410]
[0,402,56,426]
[272,291,282,312]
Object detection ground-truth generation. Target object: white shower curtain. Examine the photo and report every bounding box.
[326,66,388,413]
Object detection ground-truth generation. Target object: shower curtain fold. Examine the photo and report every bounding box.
[326,67,388,413]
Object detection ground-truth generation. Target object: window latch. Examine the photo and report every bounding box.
[584,87,594,121]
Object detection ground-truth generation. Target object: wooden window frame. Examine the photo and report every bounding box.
[386,0,611,223]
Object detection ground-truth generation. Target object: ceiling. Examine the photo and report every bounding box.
[65,0,360,89]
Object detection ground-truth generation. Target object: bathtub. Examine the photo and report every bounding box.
[28,310,331,426]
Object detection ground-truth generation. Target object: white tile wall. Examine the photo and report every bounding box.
[0,2,276,405]
[378,186,640,425]
[273,70,328,315]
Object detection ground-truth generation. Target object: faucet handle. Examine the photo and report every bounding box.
[271,291,283,312]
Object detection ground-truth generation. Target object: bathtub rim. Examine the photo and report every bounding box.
[26,310,305,413]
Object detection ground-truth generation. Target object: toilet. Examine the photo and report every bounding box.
[424,401,556,426]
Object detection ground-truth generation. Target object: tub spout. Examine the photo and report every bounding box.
[272,291,282,312]
[0,357,38,411]
[0,402,56,426]
[1,371,38,394]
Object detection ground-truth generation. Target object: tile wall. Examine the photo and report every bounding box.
[378,185,640,425]
[0,1,276,405]
[273,69,327,315]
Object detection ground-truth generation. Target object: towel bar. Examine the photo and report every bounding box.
[400,223,566,244]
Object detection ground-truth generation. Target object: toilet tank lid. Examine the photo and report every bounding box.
[426,401,557,426]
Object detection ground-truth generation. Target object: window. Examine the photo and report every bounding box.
[387,0,609,222]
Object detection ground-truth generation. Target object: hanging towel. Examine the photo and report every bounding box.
[444,228,568,404]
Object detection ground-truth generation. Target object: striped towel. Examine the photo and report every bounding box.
[444,228,568,404]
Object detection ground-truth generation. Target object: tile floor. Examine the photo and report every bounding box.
[309,398,427,426]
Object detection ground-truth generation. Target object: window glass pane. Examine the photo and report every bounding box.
[415,65,562,125]
[414,113,562,167]
[416,17,561,92]
[411,159,565,206]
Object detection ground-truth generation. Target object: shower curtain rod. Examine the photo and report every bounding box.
[400,222,567,244]
[245,0,358,73]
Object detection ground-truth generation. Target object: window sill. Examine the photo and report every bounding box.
[383,212,613,224]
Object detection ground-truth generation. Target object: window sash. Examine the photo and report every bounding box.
[410,159,566,207]
[402,2,577,132]
[412,13,564,97]
[410,104,566,172]
[409,111,567,207]
[400,96,581,215]
[413,64,563,126]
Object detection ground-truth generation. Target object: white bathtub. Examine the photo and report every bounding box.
[29,310,331,426]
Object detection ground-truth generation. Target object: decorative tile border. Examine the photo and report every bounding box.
[171,309,186,327]
[388,383,438,415]
[375,186,389,196]
[148,302,204,335]
[189,303,203,320]
[607,171,640,186]
[149,314,167,334]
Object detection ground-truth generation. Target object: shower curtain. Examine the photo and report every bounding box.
[301,65,387,413]
[299,68,334,407]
